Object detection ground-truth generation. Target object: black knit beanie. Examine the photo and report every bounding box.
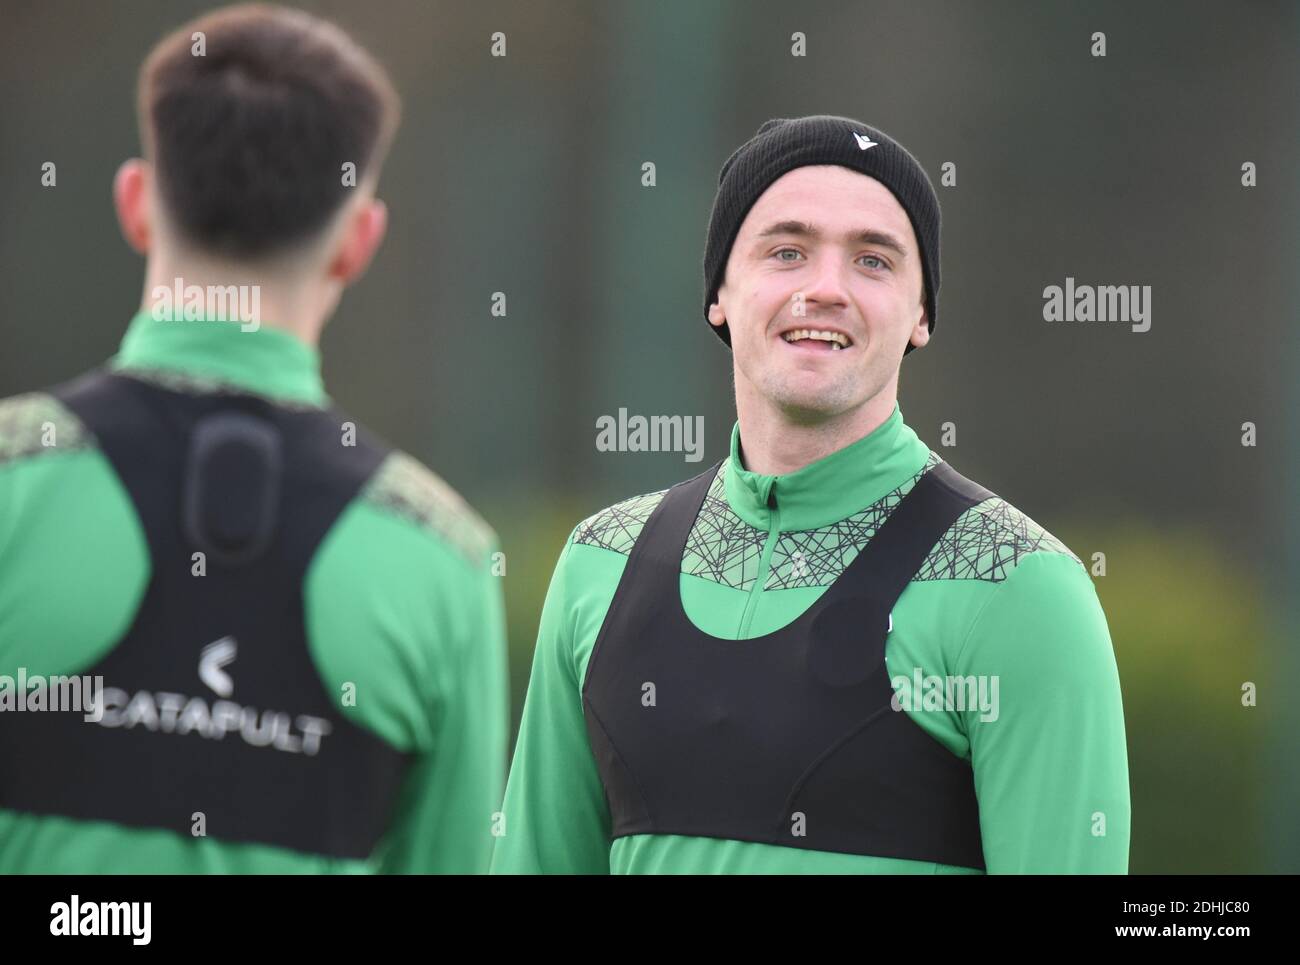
[703,115,941,356]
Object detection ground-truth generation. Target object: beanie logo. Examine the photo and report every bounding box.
[852,131,878,151]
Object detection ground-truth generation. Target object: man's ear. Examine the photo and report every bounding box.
[113,159,152,255]
[327,197,388,285]
[909,304,931,349]
[707,298,727,328]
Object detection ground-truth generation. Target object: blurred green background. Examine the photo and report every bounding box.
[1,0,1295,872]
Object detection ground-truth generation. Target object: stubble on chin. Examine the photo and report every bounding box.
[757,364,864,422]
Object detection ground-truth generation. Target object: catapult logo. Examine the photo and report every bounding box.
[93,636,334,755]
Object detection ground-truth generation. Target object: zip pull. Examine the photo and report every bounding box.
[766,484,778,509]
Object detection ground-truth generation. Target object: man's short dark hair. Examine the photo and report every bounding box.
[138,3,401,259]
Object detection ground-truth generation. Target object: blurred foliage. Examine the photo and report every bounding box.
[483,495,590,736]
[1056,518,1275,873]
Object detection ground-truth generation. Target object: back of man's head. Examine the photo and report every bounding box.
[137,3,400,261]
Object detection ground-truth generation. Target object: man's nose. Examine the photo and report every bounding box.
[796,253,851,310]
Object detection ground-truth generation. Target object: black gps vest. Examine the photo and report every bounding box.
[0,370,409,860]
[582,458,991,870]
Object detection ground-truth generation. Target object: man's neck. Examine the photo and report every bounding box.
[734,386,899,477]
[141,253,329,346]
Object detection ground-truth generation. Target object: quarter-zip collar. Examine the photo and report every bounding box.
[724,401,931,531]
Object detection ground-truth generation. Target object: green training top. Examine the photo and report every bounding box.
[0,310,508,874]
[491,403,1130,874]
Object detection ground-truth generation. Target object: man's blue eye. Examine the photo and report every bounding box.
[775,249,802,262]
[860,255,887,270]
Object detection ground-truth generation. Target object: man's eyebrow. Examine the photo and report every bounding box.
[755,220,909,258]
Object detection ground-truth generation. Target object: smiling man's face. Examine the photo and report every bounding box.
[708,165,929,424]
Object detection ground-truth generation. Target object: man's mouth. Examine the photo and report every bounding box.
[779,328,853,351]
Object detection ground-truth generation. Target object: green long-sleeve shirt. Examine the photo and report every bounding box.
[492,402,1130,874]
[0,310,508,873]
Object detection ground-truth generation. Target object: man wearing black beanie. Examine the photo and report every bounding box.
[703,115,940,360]
[495,115,1131,875]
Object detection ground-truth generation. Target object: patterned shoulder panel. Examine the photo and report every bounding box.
[0,392,92,467]
[572,482,679,555]
[573,465,769,591]
[768,451,1081,588]
[360,450,497,567]
[913,488,1082,582]
[572,463,802,591]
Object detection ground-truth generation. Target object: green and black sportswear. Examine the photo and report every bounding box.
[0,311,508,874]
[492,402,1130,874]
